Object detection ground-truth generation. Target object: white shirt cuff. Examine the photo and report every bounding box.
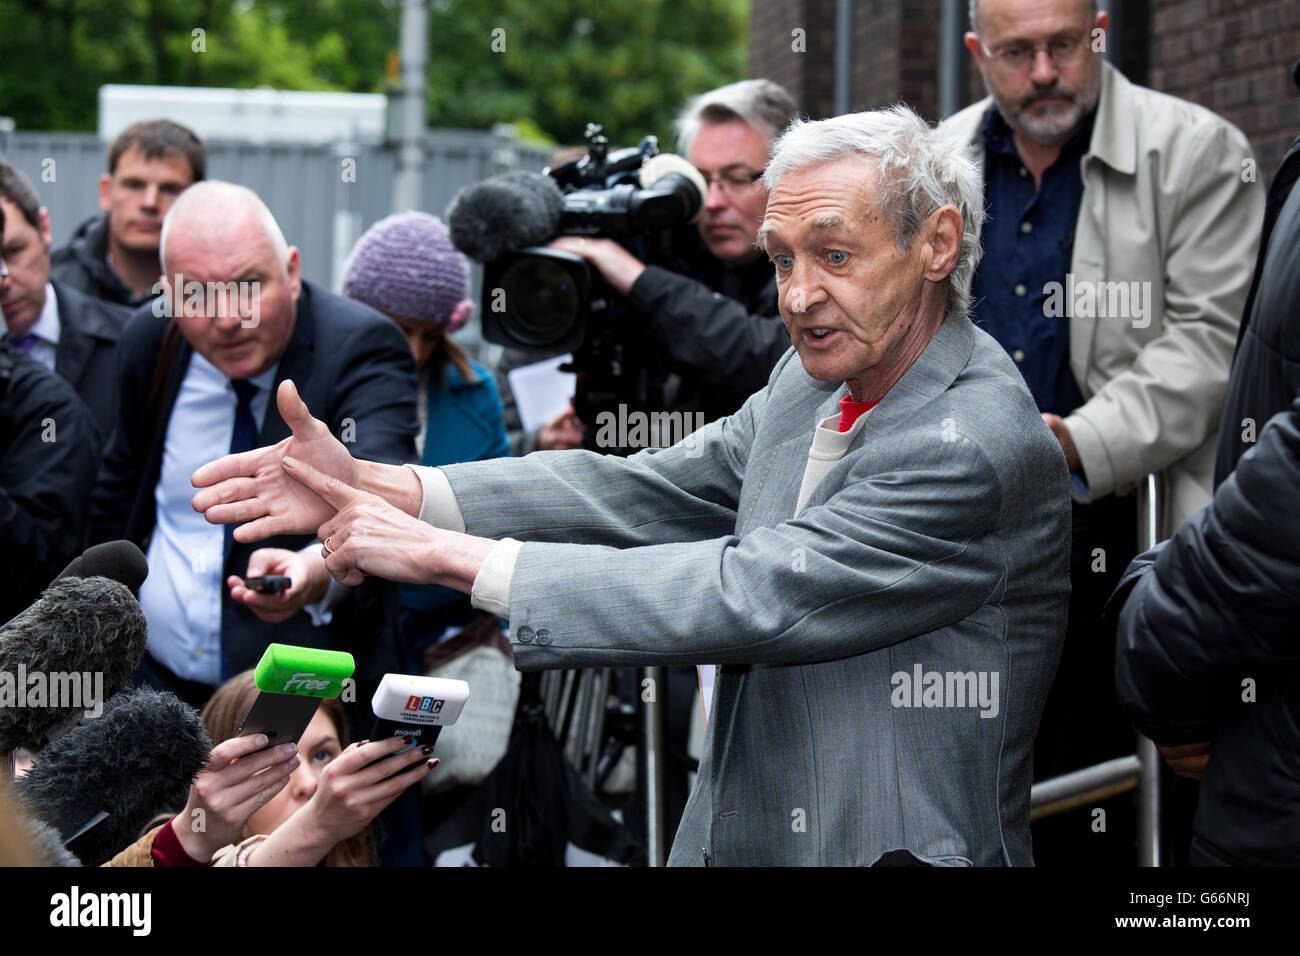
[299,541,348,627]
[407,464,466,533]
[470,538,523,618]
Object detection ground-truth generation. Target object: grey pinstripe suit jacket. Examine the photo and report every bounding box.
[441,313,1070,865]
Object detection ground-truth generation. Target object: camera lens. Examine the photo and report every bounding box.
[498,256,583,347]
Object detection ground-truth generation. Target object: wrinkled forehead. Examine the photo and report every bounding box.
[757,158,881,247]
[976,0,1095,40]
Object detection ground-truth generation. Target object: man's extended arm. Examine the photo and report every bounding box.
[428,367,772,548]
[495,433,1006,669]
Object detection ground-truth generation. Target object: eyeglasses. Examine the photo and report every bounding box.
[698,165,765,196]
[981,34,1091,72]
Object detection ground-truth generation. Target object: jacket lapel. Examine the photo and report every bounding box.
[262,283,317,443]
[51,284,96,390]
[770,317,976,514]
[857,313,977,444]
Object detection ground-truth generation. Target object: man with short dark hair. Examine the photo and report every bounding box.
[0,160,131,440]
[51,119,206,307]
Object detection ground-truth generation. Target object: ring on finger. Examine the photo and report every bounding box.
[323,535,336,556]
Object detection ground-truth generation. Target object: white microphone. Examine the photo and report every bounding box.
[369,674,470,754]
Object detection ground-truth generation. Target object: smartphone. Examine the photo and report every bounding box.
[236,644,356,746]
[369,673,470,755]
[244,575,292,594]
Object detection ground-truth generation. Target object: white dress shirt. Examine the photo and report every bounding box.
[138,353,279,684]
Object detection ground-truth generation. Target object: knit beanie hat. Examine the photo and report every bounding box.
[341,211,474,332]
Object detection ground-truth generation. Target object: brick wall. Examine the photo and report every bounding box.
[1148,0,1300,176]
[752,0,1299,177]
[751,0,940,120]
[750,0,838,119]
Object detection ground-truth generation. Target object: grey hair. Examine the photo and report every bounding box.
[969,0,1099,35]
[764,105,986,321]
[675,78,799,155]
[160,180,290,271]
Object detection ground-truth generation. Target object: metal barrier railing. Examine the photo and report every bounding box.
[1029,471,1167,866]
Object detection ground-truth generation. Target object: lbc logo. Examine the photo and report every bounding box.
[404,695,444,715]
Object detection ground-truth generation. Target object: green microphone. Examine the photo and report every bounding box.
[236,644,356,746]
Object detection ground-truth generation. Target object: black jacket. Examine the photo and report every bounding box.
[0,345,103,621]
[1110,133,1300,865]
[628,256,786,424]
[50,280,132,440]
[496,253,785,454]
[89,280,420,688]
[50,212,151,309]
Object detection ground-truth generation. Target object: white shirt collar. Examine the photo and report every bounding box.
[28,282,61,346]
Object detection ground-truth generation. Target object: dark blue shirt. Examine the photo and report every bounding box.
[970,107,1095,417]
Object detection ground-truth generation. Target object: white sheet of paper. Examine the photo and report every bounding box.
[698,664,715,725]
[507,355,576,434]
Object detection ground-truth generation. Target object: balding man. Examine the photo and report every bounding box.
[90,181,418,710]
[943,0,1265,862]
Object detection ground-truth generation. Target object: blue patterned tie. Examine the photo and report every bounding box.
[225,380,259,555]
[8,334,36,353]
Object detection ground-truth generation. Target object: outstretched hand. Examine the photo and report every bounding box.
[190,380,357,542]
[282,455,443,588]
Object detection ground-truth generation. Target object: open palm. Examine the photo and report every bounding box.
[190,380,359,542]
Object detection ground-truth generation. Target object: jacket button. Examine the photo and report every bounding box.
[535,628,552,646]
[1012,348,1026,362]
[516,625,535,644]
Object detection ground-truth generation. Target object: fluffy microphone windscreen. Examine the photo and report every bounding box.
[0,576,149,752]
[15,687,211,867]
[447,170,564,264]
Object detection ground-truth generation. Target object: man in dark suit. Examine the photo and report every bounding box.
[0,161,131,440]
[1,201,104,621]
[90,180,419,713]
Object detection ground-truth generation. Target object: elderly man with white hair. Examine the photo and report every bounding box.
[90,180,418,713]
[193,108,1071,866]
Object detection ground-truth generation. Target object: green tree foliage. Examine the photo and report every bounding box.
[0,0,749,148]
[426,0,749,147]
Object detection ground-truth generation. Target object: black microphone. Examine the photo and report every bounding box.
[54,540,148,593]
[0,540,148,633]
[0,576,149,753]
[14,687,211,866]
[447,170,565,264]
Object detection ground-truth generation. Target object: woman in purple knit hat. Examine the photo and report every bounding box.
[340,211,511,663]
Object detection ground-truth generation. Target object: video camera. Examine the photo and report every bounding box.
[447,125,709,454]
